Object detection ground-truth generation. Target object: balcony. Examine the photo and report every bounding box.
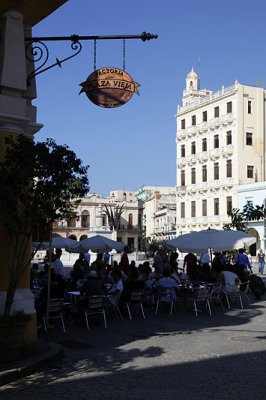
[177,158,187,167]
[222,144,234,156]
[209,148,221,159]
[177,129,186,140]
[177,186,187,193]
[221,113,233,126]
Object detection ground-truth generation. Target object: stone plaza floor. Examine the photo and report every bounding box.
[0,285,266,400]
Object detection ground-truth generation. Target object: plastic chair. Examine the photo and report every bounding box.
[84,295,107,329]
[43,298,66,333]
[126,291,146,320]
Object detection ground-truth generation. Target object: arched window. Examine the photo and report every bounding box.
[68,234,77,240]
[128,213,133,228]
[81,210,90,228]
[80,234,88,241]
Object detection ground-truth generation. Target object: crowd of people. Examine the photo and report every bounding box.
[30,246,265,325]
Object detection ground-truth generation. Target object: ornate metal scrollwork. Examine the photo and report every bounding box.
[25,39,82,86]
[24,32,158,86]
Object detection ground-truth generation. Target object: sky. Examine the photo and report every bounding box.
[32,0,266,196]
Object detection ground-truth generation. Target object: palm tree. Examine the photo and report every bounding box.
[103,203,125,231]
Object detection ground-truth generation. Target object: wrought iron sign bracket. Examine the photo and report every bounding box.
[25,32,158,86]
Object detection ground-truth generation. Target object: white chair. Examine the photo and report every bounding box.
[126,291,146,320]
[209,283,224,308]
[84,295,107,329]
[155,287,176,316]
[43,298,66,333]
[224,283,243,309]
[189,287,212,316]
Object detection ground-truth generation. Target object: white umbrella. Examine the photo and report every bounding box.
[66,234,126,253]
[166,228,256,253]
[32,236,78,250]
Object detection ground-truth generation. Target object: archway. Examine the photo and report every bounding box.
[246,228,259,256]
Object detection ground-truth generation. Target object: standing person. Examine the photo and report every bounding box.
[84,251,91,266]
[234,248,252,274]
[121,246,130,275]
[199,252,210,266]
[103,251,111,265]
[183,252,198,280]
[257,249,265,275]
[53,248,65,279]
[153,249,164,276]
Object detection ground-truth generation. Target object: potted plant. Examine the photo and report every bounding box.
[0,135,89,356]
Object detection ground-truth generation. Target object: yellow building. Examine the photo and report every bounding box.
[0,1,69,343]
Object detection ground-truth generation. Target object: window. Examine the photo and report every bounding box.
[247,165,254,178]
[214,162,219,180]
[227,101,232,113]
[67,213,77,228]
[191,141,196,154]
[226,160,232,178]
[181,119,186,129]
[248,101,252,114]
[202,165,207,182]
[81,210,90,228]
[192,115,196,126]
[191,168,196,184]
[202,199,207,216]
[191,201,196,217]
[181,202,185,218]
[202,111,207,122]
[246,132,253,146]
[202,138,207,152]
[181,170,185,186]
[128,213,133,227]
[214,134,219,148]
[214,106,219,118]
[181,144,185,157]
[214,198,219,215]
[226,130,232,145]
[226,196,232,214]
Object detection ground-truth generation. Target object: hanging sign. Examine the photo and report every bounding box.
[79,67,140,108]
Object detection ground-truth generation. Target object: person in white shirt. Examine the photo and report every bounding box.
[52,248,65,279]
[107,269,123,305]
[221,266,240,293]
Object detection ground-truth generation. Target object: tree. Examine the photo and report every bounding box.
[0,135,89,318]
[103,203,125,231]
[224,201,266,231]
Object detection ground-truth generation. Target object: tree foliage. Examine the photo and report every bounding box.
[224,201,266,231]
[0,135,89,317]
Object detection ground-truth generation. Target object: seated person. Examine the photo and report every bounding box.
[199,263,216,283]
[155,268,180,300]
[121,267,145,301]
[106,269,124,305]
[81,270,105,299]
[219,265,240,293]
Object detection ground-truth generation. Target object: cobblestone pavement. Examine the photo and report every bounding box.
[1,291,266,400]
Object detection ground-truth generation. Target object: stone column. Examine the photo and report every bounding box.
[0,9,42,344]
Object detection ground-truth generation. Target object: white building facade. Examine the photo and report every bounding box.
[136,186,176,244]
[176,69,266,239]
[52,190,143,252]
